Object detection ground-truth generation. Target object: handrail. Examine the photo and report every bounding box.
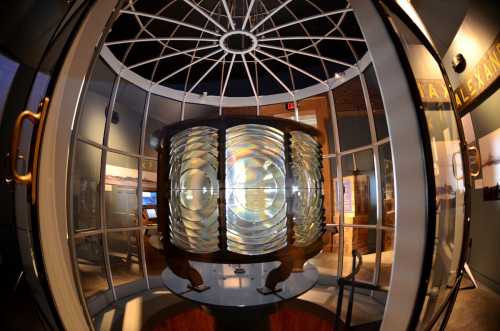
[335,250,388,330]
[343,249,363,281]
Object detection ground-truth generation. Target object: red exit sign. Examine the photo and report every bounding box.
[286,102,295,111]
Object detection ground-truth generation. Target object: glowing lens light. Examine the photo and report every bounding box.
[167,124,323,255]
[226,124,288,255]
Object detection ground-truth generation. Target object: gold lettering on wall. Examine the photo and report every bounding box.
[452,35,500,112]
[417,80,449,102]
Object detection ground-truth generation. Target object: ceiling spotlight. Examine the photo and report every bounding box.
[334,72,345,80]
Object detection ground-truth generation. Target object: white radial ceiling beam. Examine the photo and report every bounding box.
[247,52,294,99]
[258,0,296,92]
[106,37,219,46]
[302,0,360,63]
[271,0,329,81]
[303,0,348,34]
[182,0,227,33]
[241,0,257,30]
[120,9,222,37]
[121,0,138,11]
[104,37,219,46]
[121,1,178,65]
[288,2,354,63]
[249,47,299,121]
[256,8,352,37]
[221,0,235,30]
[258,43,355,68]
[185,53,228,96]
[259,36,365,42]
[148,0,211,82]
[250,0,293,33]
[219,58,226,115]
[255,48,328,87]
[154,48,223,86]
[219,54,236,113]
[124,5,194,70]
[241,54,260,111]
[182,1,222,102]
[128,44,218,69]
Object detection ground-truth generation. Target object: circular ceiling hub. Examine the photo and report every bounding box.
[219,30,258,55]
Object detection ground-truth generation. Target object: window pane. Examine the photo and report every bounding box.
[342,227,377,283]
[258,97,336,154]
[183,103,218,120]
[323,157,338,227]
[108,230,144,287]
[75,235,109,298]
[299,96,335,155]
[310,229,340,277]
[78,58,115,143]
[379,143,395,227]
[72,142,101,231]
[144,94,181,158]
[141,181,164,281]
[364,64,389,140]
[142,158,157,192]
[333,77,372,151]
[105,152,138,228]
[341,150,377,227]
[108,79,146,154]
[380,229,395,288]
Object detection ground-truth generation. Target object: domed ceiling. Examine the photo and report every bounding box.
[103,0,367,99]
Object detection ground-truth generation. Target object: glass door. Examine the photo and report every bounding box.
[1,1,94,329]
[377,2,470,330]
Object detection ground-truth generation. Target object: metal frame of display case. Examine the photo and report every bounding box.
[65,11,397,328]
[156,116,325,291]
[372,1,472,330]
[32,0,465,329]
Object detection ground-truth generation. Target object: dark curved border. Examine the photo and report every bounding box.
[23,1,98,330]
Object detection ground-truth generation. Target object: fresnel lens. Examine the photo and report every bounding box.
[158,117,324,294]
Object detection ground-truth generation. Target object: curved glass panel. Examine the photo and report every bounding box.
[169,126,219,253]
[226,124,287,255]
[75,235,109,298]
[78,58,115,144]
[144,94,181,158]
[108,78,147,154]
[364,64,389,140]
[72,142,101,231]
[333,77,372,151]
[107,230,144,287]
[104,153,139,228]
[290,131,324,247]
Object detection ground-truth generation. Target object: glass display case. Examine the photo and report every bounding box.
[6,0,469,330]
